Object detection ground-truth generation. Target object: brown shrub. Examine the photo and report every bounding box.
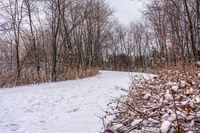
[61,67,99,80]
[103,65,200,133]
[0,67,99,88]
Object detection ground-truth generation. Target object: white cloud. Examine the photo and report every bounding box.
[107,0,144,25]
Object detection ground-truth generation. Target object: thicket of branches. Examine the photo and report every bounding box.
[103,65,200,133]
[0,0,199,86]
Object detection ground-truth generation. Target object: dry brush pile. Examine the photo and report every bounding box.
[103,65,200,133]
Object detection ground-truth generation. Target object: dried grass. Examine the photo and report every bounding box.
[0,67,99,88]
[60,67,99,80]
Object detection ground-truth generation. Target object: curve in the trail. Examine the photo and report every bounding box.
[0,71,151,133]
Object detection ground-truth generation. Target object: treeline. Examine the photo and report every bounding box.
[0,0,199,86]
[0,0,114,86]
[106,0,200,71]
[144,0,200,66]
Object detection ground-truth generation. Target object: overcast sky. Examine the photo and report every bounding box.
[108,0,144,25]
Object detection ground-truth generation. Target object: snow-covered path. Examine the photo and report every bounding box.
[0,71,151,133]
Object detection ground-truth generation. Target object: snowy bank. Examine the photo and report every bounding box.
[0,71,151,133]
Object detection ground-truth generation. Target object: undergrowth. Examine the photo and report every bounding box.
[103,65,200,133]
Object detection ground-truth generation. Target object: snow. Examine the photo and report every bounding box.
[131,119,143,127]
[171,85,178,92]
[168,113,176,122]
[164,90,173,101]
[143,92,151,99]
[0,70,151,133]
[195,96,200,103]
[160,121,171,133]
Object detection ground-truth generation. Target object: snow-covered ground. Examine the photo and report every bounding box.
[0,71,151,133]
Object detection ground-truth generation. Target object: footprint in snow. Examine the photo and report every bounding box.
[67,108,79,113]
[8,123,19,131]
[39,120,46,123]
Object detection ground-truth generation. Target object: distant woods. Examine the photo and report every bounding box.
[144,0,200,66]
[0,0,199,86]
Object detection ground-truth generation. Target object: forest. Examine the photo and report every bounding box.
[0,0,199,86]
[0,0,200,133]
